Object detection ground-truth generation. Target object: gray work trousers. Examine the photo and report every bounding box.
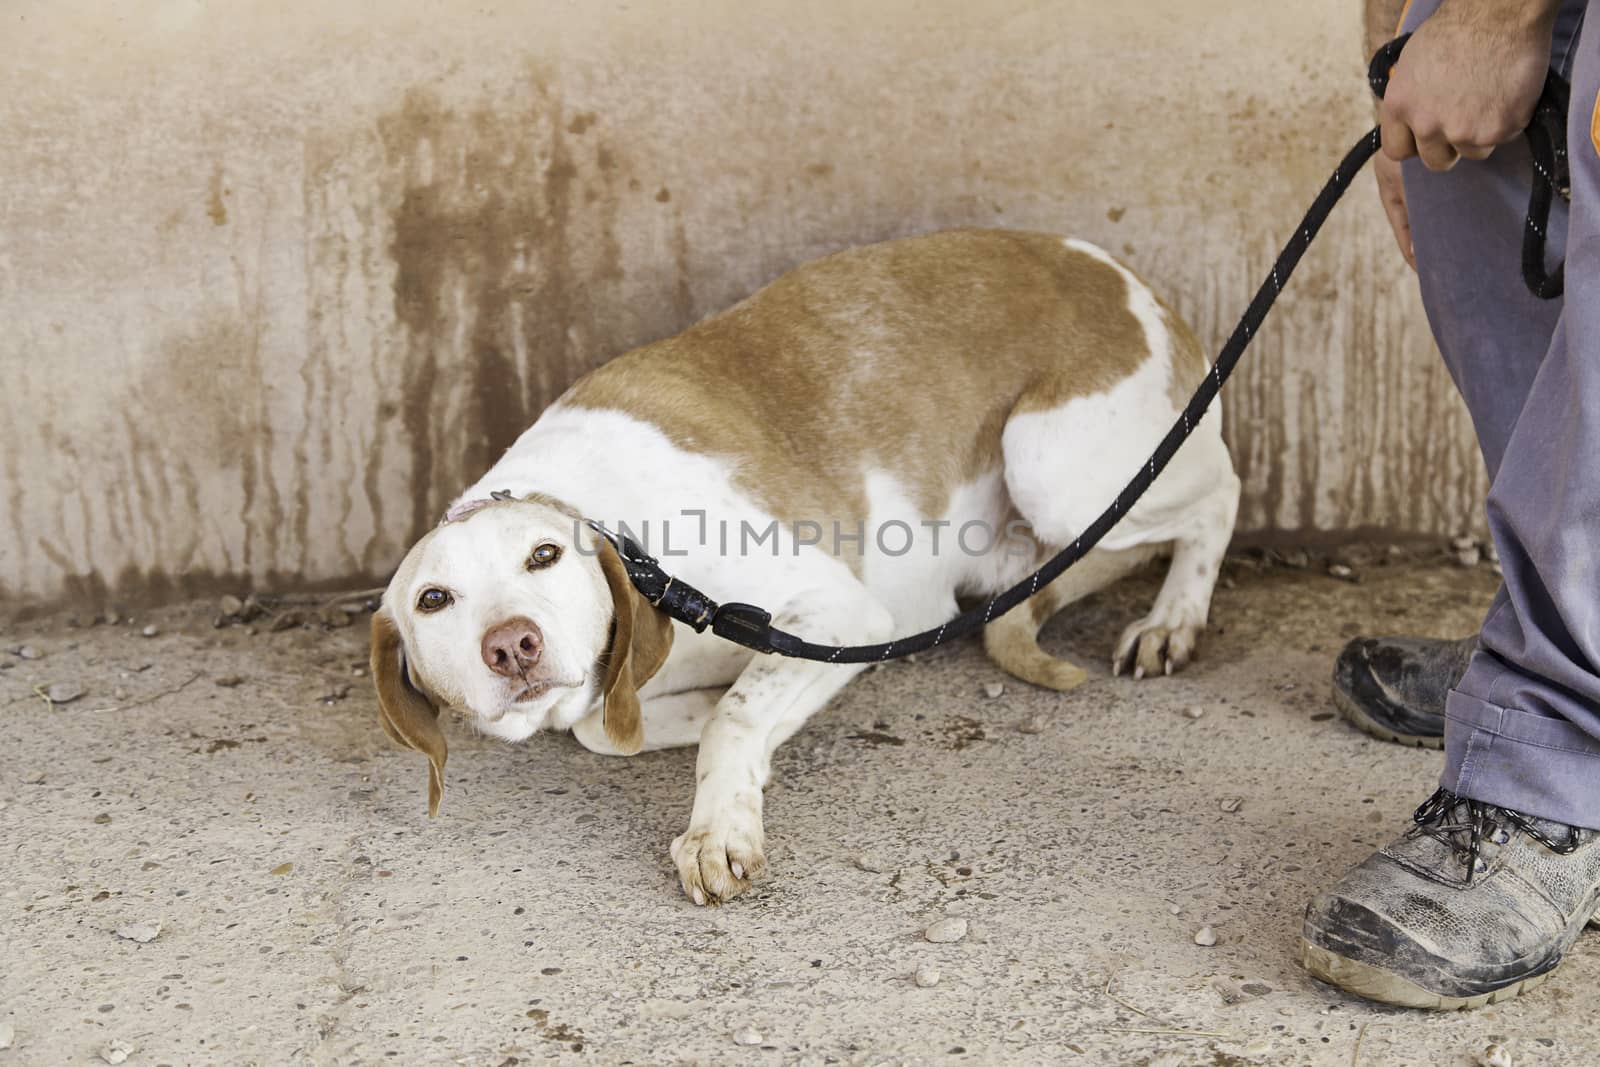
[1400,0,1600,826]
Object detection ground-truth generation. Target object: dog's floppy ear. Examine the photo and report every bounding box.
[595,538,675,755]
[370,607,447,816]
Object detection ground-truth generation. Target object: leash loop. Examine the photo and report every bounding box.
[601,36,1569,663]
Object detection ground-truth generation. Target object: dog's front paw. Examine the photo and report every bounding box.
[1112,616,1200,679]
[671,810,767,906]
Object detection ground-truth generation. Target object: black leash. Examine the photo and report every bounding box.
[594,36,1569,664]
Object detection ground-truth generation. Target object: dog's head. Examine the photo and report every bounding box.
[369,494,674,814]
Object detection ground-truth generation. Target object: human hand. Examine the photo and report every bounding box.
[1373,153,1416,269]
[1379,0,1561,171]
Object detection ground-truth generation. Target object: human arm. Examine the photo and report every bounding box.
[1365,0,1418,267]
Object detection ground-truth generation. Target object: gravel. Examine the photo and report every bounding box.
[1194,925,1218,947]
[98,1039,134,1064]
[115,921,162,944]
[45,682,85,705]
[923,917,969,944]
[982,681,1004,699]
[1477,1045,1512,1067]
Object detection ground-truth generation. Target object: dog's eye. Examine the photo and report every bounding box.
[527,543,562,570]
[416,587,453,613]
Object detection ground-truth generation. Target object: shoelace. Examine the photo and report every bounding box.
[1412,788,1581,884]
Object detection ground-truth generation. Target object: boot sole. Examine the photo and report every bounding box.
[1298,939,1556,1010]
[1301,908,1600,1010]
[1330,685,1445,750]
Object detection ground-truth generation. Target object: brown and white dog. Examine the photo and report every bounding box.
[371,228,1240,905]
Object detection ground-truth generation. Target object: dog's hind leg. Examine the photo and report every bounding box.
[1110,473,1239,678]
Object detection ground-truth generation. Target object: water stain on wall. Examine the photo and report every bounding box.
[375,78,636,538]
[1,32,1493,616]
[207,165,229,226]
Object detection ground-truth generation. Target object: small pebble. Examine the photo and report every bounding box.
[141,625,159,638]
[1213,979,1248,1005]
[98,1039,134,1065]
[270,611,304,633]
[320,605,353,629]
[214,676,245,688]
[1168,903,1182,916]
[45,682,85,705]
[219,594,245,617]
[1194,925,1218,947]
[1477,1045,1513,1067]
[113,688,129,701]
[351,666,368,677]
[1244,1037,1273,1056]
[1016,713,1048,735]
[851,855,885,874]
[1183,705,1205,720]
[731,1027,763,1046]
[913,964,941,988]
[924,917,969,944]
[1327,563,1357,582]
[1455,546,1482,568]
[1219,796,1243,814]
[0,1022,12,1049]
[982,681,1004,699]
[115,921,161,944]
[17,645,42,660]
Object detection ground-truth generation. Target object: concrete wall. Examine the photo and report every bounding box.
[0,0,1485,612]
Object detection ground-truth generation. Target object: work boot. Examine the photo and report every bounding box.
[1301,788,1600,1009]
[1331,635,1477,749]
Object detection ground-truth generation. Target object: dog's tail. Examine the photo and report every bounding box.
[982,581,1088,692]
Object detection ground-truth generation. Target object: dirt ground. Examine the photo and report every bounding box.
[4,547,1597,1066]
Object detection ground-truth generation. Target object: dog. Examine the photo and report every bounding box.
[371,227,1240,905]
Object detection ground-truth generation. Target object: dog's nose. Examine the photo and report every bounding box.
[481,617,544,677]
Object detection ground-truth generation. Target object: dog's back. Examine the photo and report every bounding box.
[560,227,1209,532]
